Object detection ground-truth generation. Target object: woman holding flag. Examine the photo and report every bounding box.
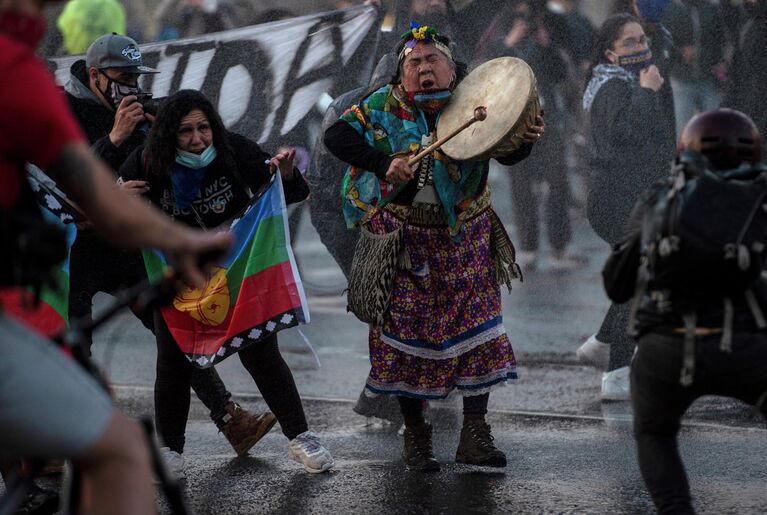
[119,89,335,475]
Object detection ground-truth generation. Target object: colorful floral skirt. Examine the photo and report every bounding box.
[364,205,517,400]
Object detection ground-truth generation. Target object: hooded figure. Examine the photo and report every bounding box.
[56,0,126,54]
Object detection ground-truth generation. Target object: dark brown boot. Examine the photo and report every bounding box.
[402,422,440,472]
[219,402,277,457]
[455,419,506,467]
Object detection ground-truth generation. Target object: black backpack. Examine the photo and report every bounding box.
[629,151,767,385]
[639,151,767,298]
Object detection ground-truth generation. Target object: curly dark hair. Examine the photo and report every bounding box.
[145,89,234,177]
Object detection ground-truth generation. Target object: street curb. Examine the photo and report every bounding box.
[112,384,767,433]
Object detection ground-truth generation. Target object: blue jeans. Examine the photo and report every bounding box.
[631,331,767,514]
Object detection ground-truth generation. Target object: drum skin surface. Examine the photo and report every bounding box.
[439,57,539,161]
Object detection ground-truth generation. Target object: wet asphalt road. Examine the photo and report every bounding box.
[114,386,767,515]
[81,164,767,513]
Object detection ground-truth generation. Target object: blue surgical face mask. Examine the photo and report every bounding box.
[175,144,218,169]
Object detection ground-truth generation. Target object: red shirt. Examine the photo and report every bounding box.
[0,34,83,210]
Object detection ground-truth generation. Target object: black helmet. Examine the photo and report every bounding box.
[678,109,763,170]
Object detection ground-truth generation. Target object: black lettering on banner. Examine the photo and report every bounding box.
[50,8,379,151]
[271,12,346,144]
[199,40,270,140]
[164,41,219,95]
[135,49,162,93]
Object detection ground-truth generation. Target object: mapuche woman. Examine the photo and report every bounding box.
[325,24,544,471]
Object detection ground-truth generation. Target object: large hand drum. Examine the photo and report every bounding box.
[438,57,540,161]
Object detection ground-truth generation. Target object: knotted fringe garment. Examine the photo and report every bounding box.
[337,80,523,397]
[346,220,409,326]
[361,187,520,399]
[347,187,522,327]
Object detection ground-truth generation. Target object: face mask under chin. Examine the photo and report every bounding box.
[406,88,453,113]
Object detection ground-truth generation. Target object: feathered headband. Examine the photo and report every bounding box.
[398,22,453,63]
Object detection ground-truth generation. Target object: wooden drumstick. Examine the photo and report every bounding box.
[407,106,487,166]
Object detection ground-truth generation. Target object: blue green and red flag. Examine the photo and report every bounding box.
[143,173,309,367]
[0,176,76,337]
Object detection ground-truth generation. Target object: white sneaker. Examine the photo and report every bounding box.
[577,334,611,371]
[288,431,335,473]
[601,366,631,402]
[159,447,186,480]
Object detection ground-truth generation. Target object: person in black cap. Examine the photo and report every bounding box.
[63,34,278,469]
[63,33,157,359]
[66,33,158,173]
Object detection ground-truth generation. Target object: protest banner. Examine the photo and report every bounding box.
[50,6,380,148]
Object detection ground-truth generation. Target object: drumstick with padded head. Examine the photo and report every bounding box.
[407,106,487,166]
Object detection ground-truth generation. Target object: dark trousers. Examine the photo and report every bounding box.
[154,312,308,453]
[587,169,639,371]
[69,236,233,427]
[398,393,489,424]
[508,126,572,253]
[68,236,154,351]
[597,302,635,371]
[631,331,767,514]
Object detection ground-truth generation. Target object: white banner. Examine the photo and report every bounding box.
[50,6,380,147]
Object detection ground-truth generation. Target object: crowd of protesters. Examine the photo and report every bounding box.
[2,0,767,513]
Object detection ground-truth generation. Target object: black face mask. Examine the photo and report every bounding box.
[615,48,655,76]
[96,71,140,109]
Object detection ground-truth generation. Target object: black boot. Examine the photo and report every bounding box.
[402,422,440,472]
[455,419,506,467]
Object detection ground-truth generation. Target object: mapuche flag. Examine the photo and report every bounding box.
[143,172,309,368]
[0,173,77,337]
